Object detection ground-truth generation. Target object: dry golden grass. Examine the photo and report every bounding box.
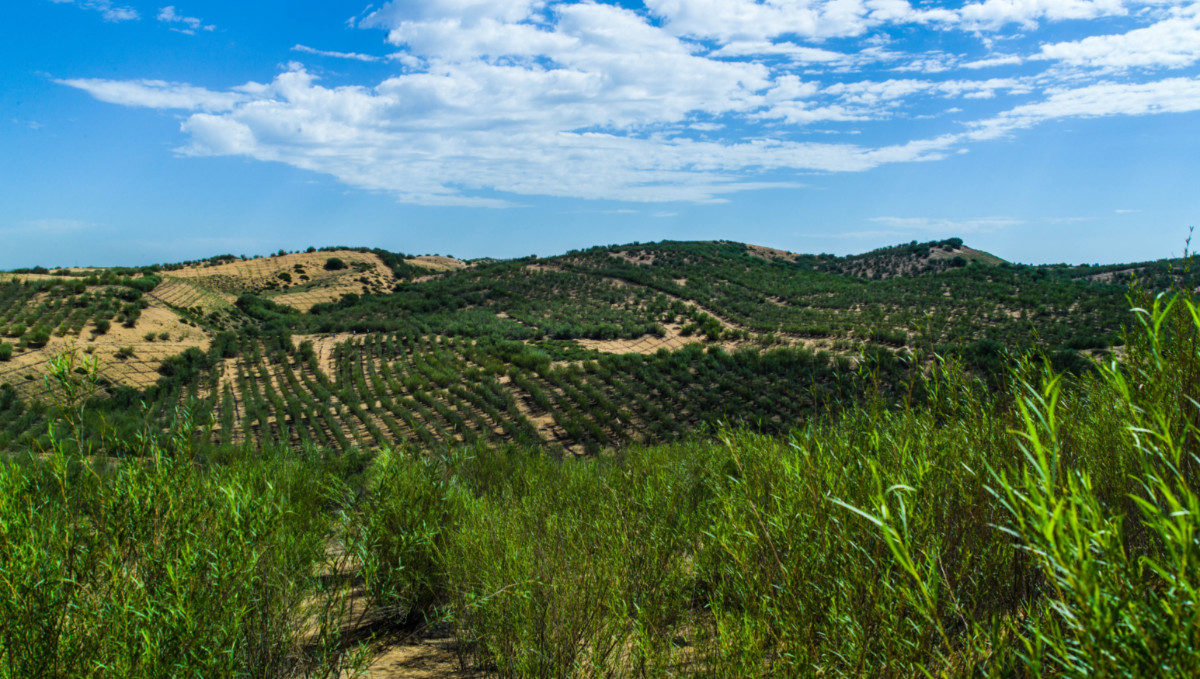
[575,324,708,355]
[0,301,208,398]
[574,323,826,357]
[165,251,396,310]
[745,243,802,263]
[407,256,468,272]
[157,250,399,312]
[271,274,391,312]
[150,277,237,313]
[0,273,65,283]
[928,245,1006,266]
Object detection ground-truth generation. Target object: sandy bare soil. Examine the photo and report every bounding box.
[164,250,397,311]
[576,324,711,355]
[745,243,802,263]
[292,333,361,378]
[407,256,468,272]
[149,277,237,313]
[608,250,657,266]
[0,300,209,398]
[575,322,825,357]
[0,273,65,283]
[356,625,475,678]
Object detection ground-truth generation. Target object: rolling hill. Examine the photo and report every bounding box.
[0,238,1186,454]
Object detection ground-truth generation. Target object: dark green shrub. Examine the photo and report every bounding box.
[0,342,11,361]
[324,257,347,271]
[24,327,50,348]
[350,450,462,622]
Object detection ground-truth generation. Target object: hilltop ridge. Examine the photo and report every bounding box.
[0,237,1190,454]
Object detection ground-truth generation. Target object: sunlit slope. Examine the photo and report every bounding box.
[2,238,1189,453]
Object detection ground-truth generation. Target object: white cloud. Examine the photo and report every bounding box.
[57,78,247,112]
[961,55,1023,69]
[354,3,772,133]
[1036,6,1200,70]
[870,216,1023,232]
[957,0,1130,30]
[362,0,546,27]
[49,0,138,22]
[292,44,383,62]
[162,66,938,205]
[821,77,1030,106]
[965,76,1200,140]
[644,0,954,42]
[57,0,1200,207]
[79,60,961,206]
[642,0,1148,40]
[157,5,215,34]
[711,41,859,65]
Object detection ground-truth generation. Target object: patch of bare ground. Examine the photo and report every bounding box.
[207,358,245,444]
[355,624,475,678]
[407,256,468,272]
[745,243,801,263]
[164,250,396,310]
[496,374,567,447]
[1083,267,1144,284]
[577,324,708,355]
[608,250,656,266]
[523,263,566,274]
[928,245,1006,267]
[576,324,826,358]
[0,273,66,283]
[293,333,361,379]
[273,272,396,313]
[150,277,237,313]
[0,301,208,398]
[300,544,476,679]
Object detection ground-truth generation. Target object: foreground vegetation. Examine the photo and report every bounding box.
[2,279,1197,677]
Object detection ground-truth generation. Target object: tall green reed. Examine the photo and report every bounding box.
[0,432,363,677]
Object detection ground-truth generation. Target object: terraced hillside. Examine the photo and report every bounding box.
[1,238,1188,453]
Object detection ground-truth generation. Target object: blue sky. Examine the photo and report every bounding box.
[2,0,1198,268]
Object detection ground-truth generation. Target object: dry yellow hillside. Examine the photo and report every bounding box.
[0,299,209,399]
[407,255,468,272]
[164,250,397,312]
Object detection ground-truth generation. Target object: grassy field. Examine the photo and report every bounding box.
[1,276,1197,676]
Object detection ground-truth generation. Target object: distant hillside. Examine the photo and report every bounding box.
[1,238,1191,454]
[816,238,1007,279]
